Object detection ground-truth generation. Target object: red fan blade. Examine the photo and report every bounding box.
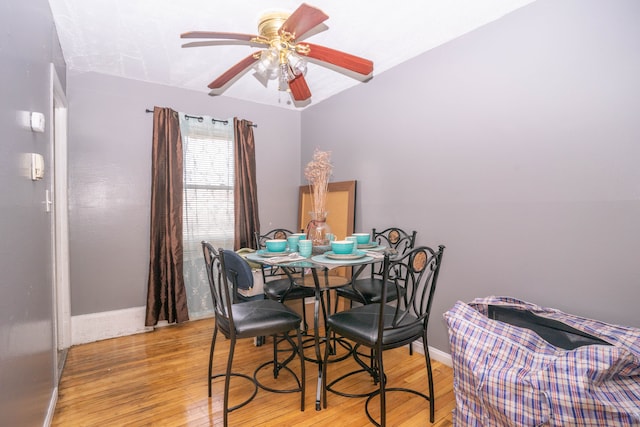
[182,39,265,49]
[300,42,373,76]
[288,74,312,101]
[279,3,329,40]
[208,52,259,90]
[181,31,257,41]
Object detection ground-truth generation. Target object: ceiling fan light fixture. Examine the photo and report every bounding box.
[287,51,307,77]
[278,62,290,91]
[256,47,307,91]
[255,48,279,80]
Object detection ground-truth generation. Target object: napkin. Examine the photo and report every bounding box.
[263,253,307,264]
[364,251,385,260]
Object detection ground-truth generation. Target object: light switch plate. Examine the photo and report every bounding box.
[31,153,45,180]
[30,112,45,133]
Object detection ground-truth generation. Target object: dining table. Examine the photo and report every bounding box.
[245,245,386,410]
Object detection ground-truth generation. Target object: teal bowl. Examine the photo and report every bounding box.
[331,240,355,255]
[352,233,371,245]
[265,239,287,252]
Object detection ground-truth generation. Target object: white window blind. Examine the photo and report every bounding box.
[179,114,234,317]
[180,116,235,257]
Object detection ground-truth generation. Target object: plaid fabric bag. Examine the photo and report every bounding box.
[443,297,640,426]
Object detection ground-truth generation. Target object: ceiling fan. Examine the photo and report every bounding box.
[181,3,374,103]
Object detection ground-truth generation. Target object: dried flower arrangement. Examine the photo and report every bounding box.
[304,148,333,215]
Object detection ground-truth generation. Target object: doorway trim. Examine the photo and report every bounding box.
[50,63,70,356]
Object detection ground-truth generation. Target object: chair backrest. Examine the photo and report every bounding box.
[254,228,299,281]
[378,245,445,341]
[218,248,254,298]
[369,227,417,277]
[201,241,231,325]
[372,227,417,255]
[254,228,293,248]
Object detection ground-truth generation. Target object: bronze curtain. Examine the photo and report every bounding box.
[233,118,260,250]
[145,107,189,326]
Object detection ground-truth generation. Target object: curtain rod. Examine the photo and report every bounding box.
[145,109,257,128]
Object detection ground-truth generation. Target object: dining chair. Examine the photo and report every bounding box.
[255,229,315,332]
[335,227,417,308]
[322,245,445,426]
[201,242,305,426]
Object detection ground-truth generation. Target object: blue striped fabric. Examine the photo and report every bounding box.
[443,297,640,426]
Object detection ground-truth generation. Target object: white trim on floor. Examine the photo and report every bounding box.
[71,306,152,345]
[411,341,453,367]
[44,386,57,427]
[69,306,454,368]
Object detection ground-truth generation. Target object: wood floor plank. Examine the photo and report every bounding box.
[53,318,455,426]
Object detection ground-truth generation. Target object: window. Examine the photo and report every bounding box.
[179,114,234,317]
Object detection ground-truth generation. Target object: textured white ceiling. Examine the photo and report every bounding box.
[48,0,535,110]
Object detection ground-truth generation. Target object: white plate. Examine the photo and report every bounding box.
[357,242,376,249]
[359,243,383,250]
[257,249,289,257]
[324,250,366,260]
[311,254,374,265]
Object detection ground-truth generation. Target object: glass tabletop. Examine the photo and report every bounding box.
[245,252,376,269]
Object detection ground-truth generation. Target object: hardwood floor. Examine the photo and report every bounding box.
[52,318,455,426]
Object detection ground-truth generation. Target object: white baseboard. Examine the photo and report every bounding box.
[410,341,452,367]
[71,306,152,345]
[68,305,453,368]
[43,386,57,427]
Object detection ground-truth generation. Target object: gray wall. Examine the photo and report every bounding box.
[67,72,302,315]
[0,0,67,425]
[301,0,640,352]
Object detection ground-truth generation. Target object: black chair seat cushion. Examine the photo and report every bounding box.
[327,304,422,348]
[217,299,301,339]
[264,278,316,301]
[336,278,405,304]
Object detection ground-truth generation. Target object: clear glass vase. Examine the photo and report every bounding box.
[306,211,331,251]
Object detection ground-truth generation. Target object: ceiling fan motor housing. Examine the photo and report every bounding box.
[258,11,289,40]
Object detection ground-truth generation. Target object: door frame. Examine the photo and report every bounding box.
[50,64,70,364]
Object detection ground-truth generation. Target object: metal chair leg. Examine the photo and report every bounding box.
[300,299,309,333]
[208,325,218,397]
[424,337,435,423]
[296,327,306,411]
[223,336,236,427]
[378,349,386,427]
